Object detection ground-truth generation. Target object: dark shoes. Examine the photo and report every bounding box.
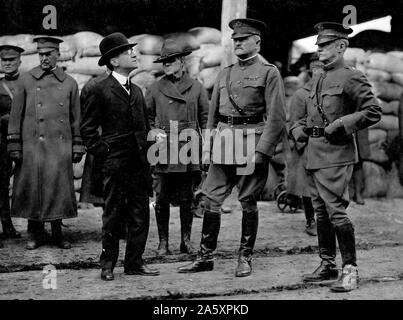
[177,258,214,273]
[305,219,317,237]
[235,256,252,277]
[125,263,160,276]
[1,220,21,239]
[101,269,114,281]
[303,262,339,282]
[330,264,359,292]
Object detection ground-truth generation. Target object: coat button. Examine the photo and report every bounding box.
[37,87,41,91]
[60,135,64,140]
[237,81,242,85]
[169,100,173,104]
[37,103,42,107]
[39,135,44,140]
[59,102,64,107]
[58,86,62,90]
[60,119,64,123]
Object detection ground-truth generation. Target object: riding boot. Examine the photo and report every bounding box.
[317,216,337,267]
[180,203,193,254]
[1,217,21,239]
[51,220,71,249]
[155,201,170,256]
[26,220,45,250]
[236,210,258,277]
[334,222,357,267]
[303,197,316,236]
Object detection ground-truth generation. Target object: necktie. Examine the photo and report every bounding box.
[124,78,130,92]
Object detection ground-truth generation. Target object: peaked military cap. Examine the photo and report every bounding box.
[0,45,24,58]
[229,18,267,39]
[33,36,63,53]
[314,22,353,45]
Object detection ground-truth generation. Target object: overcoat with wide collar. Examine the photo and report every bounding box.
[7,66,84,221]
[145,73,209,173]
[80,74,153,195]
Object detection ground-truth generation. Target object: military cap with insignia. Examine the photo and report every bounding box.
[33,35,63,53]
[314,22,353,45]
[229,18,267,39]
[0,45,24,58]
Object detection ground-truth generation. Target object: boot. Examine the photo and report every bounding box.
[235,256,252,277]
[302,261,339,282]
[330,264,359,292]
[317,217,337,266]
[303,197,316,236]
[334,222,357,268]
[155,202,170,256]
[51,220,71,249]
[1,218,21,239]
[180,203,193,254]
[177,209,220,273]
[238,209,258,274]
[305,219,317,236]
[26,221,45,250]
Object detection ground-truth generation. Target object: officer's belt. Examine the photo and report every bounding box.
[304,126,325,138]
[218,114,264,125]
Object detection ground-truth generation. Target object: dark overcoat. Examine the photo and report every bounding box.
[145,73,209,173]
[80,74,153,195]
[7,66,84,221]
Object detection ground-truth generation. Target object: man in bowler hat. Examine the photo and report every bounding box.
[290,22,381,292]
[80,32,159,281]
[178,18,286,277]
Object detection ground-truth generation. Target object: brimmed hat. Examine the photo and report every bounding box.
[0,45,24,58]
[229,18,267,39]
[314,22,353,45]
[98,32,137,66]
[33,36,63,53]
[153,38,193,63]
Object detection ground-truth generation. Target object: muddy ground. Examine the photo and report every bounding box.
[0,191,402,300]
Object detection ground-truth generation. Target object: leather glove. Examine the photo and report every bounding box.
[325,119,349,144]
[72,153,83,163]
[9,151,22,163]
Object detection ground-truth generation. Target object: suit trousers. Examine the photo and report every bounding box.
[100,168,150,271]
[310,165,356,266]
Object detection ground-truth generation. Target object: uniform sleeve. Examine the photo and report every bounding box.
[289,89,309,147]
[339,72,382,134]
[7,80,25,153]
[80,85,109,156]
[70,80,85,154]
[198,84,209,129]
[206,70,224,130]
[256,66,287,157]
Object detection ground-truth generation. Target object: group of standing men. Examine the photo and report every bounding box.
[0,18,381,293]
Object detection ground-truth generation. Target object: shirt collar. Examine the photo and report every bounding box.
[238,54,259,67]
[112,71,129,86]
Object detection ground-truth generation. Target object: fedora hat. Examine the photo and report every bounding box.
[153,38,193,63]
[98,32,137,66]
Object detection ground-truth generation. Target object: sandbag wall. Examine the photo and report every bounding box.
[347,48,403,198]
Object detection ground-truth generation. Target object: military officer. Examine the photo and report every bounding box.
[178,18,286,277]
[0,45,24,242]
[7,36,85,250]
[290,22,381,292]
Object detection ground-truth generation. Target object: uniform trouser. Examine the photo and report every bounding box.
[100,169,149,271]
[200,162,269,259]
[0,149,12,225]
[154,172,196,243]
[310,165,357,267]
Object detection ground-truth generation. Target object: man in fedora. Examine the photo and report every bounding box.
[0,45,24,244]
[290,22,381,292]
[80,32,159,281]
[7,36,85,250]
[145,38,209,256]
[178,18,286,277]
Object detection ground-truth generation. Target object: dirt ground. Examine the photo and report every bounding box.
[0,191,403,300]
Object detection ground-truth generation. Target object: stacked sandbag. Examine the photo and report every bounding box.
[0,34,37,55]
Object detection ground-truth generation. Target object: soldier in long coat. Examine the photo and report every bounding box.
[7,36,85,250]
[0,45,24,243]
[146,39,209,256]
[290,23,381,292]
[178,19,286,277]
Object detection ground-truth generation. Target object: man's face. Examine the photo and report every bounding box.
[112,48,137,72]
[0,56,21,75]
[162,57,182,76]
[317,40,339,64]
[233,35,258,59]
[39,49,59,70]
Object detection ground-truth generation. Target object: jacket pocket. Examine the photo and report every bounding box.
[321,85,344,114]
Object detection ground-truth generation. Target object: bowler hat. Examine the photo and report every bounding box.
[314,22,353,45]
[229,18,267,39]
[98,32,137,66]
[33,36,63,53]
[0,45,24,58]
[153,38,193,63]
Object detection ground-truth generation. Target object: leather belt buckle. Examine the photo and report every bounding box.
[227,115,234,126]
[311,126,321,138]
